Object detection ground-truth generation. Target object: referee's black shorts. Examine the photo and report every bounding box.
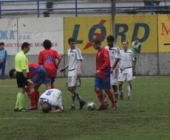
[16,72,27,88]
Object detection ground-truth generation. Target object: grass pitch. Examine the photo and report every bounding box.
[0,77,170,140]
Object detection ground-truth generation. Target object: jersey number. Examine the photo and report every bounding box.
[45,55,54,64]
[46,90,53,96]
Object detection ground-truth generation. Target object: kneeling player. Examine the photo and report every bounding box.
[39,88,63,113]
[118,40,135,100]
[9,63,51,110]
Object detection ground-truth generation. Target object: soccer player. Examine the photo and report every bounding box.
[39,88,63,113]
[9,63,51,110]
[131,37,142,76]
[60,37,86,110]
[92,38,117,110]
[118,40,135,100]
[13,42,30,112]
[105,35,120,100]
[38,39,61,88]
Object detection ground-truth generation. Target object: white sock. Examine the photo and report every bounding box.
[127,85,132,96]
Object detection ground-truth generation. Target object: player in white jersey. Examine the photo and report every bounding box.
[39,88,63,113]
[105,35,121,100]
[60,37,86,110]
[118,40,135,100]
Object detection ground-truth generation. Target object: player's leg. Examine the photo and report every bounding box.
[111,69,119,100]
[118,73,125,100]
[127,72,133,100]
[51,77,55,88]
[15,72,27,112]
[0,63,5,79]
[95,76,107,110]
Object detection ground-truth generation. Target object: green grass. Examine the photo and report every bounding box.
[0,77,170,140]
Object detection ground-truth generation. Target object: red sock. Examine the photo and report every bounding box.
[51,84,55,89]
[96,90,106,106]
[35,91,40,108]
[105,90,116,107]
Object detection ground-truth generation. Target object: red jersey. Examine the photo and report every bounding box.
[96,47,110,78]
[28,63,40,78]
[38,49,61,77]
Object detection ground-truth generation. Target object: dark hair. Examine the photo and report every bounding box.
[9,69,16,78]
[0,42,5,46]
[68,37,75,44]
[107,35,114,42]
[21,42,30,50]
[43,39,52,49]
[92,38,101,45]
[42,102,52,113]
[135,37,139,40]
[122,40,129,45]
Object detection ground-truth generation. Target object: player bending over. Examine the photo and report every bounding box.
[118,40,135,100]
[39,88,63,113]
[9,63,51,110]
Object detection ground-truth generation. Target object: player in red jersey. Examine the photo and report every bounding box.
[92,38,117,110]
[38,39,61,88]
[9,63,51,110]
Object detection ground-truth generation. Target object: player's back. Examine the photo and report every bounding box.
[39,89,62,106]
[119,49,134,71]
[38,49,60,77]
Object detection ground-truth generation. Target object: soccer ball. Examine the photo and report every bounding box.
[87,102,96,110]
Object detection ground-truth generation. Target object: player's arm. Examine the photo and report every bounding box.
[112,48,120,70]
[60,64,68,72]
[77,59,83,76]
[54,51,62,68]
[50,108,63,113]
[38,52,43,65]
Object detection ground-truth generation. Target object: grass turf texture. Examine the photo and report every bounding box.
[0,77,170,140]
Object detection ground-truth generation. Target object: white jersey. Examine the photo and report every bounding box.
[119,49,134,73]
[68,47,83,76]
[39,89,63,110]
[105,45,121,68]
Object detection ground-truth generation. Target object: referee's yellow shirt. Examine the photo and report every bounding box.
[15,50,29,72]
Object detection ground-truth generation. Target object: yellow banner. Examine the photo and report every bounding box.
[64,15,157,54]
[64,16,112,54]
[115,15,157,53]
[158,15,170,52]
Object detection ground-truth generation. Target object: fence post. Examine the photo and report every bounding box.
[0,1,2,19]
[37,0,40,17]
[151,0,154,15]
[75,0,78,17]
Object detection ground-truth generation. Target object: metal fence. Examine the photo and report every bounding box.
[0,0,170,18]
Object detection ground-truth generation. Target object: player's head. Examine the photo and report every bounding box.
[43,39,52,49]
[41,102,52,113]
[92,38,101,50]
[107,35,114,47]
[0,42,5,49]
[134,37,139,44]
[21,42,30,53]
[122,40,129,50]
[68,37,76,49]
[9,69,16,78]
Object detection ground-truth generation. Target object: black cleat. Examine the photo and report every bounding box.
[97,105,107,110]
[14,108,19,112]
[18,108,28,112]
[79,100,86,110]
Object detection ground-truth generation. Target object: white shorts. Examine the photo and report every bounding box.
[110,69,119,85]
[118,72,133,82]
[67,76,81,87]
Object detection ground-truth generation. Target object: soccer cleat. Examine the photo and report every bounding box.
[14,108,19,112]
[18,108,28,112]
[120,92,123,100]
[79,100,86,110]
[97,105,107,110]
[70,105,76,110]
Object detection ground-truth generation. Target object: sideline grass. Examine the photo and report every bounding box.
[0,77,170,140]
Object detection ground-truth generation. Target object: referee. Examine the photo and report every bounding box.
[14,42,30,112]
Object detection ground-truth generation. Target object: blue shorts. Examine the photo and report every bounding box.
[31,66,51,84]
[95,76,111,90]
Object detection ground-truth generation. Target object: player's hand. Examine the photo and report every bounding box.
[96,70,100,75]
[60,68,65,73]
[77,71,82,77]
[27,79,34,84]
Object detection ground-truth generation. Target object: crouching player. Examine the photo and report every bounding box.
[39,88,63,113]
[9,63,51,110]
